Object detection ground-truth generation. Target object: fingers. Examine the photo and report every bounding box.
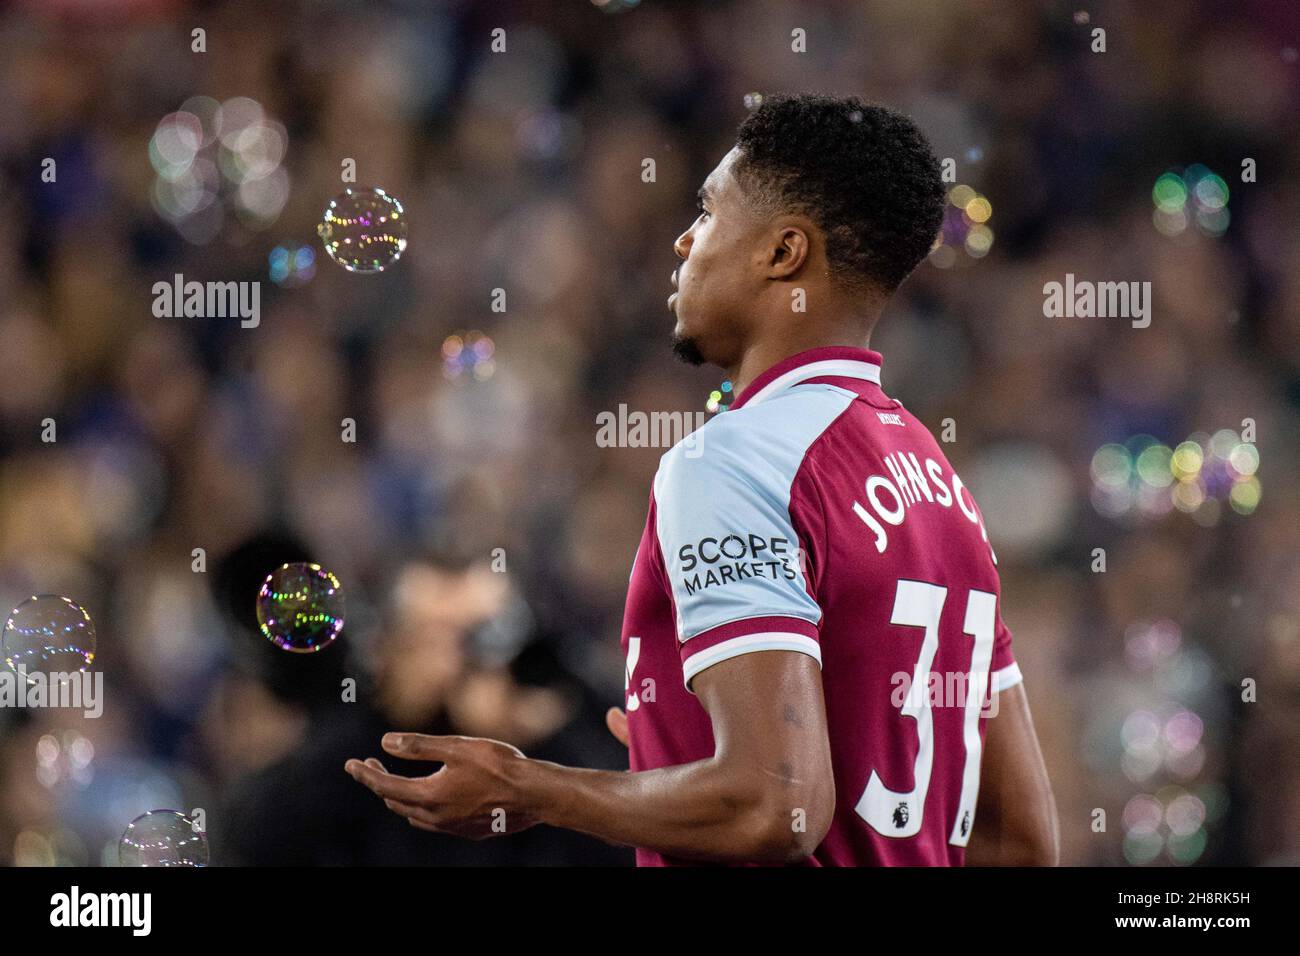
[384,797,440,829]
[344,758,429,803]
[381,732,461,762]
[605,706,629,747]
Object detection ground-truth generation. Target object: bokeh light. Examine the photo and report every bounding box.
[929,183,994,267]
[1121,786,1211,865]
[268,242,317,288]
[442,331,496,381]
[706,380,734,414]
[1151,165,1230,238]
[1089,430,1259,523]
[149,96,289,243]
[36,731,96,790]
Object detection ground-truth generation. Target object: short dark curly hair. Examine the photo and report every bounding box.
[733,94,945,292]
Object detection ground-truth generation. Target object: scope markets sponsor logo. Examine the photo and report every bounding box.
[676,533,802,595]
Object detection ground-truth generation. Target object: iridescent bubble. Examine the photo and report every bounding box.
[317,187,408,274]
[3,596,96,683]
[256,563,345,653]
[118,810,208,867]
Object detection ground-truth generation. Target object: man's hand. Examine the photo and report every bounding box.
[345,733,540,839]
[347,652,833,863]
[605,707,629,747]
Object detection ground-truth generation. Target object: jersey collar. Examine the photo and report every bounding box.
[728,345,883,411]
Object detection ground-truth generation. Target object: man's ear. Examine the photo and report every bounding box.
[767,224,811,279]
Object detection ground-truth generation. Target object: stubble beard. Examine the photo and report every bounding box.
[671,334,707,367]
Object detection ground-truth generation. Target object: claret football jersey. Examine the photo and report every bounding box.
[620,346,1023,866]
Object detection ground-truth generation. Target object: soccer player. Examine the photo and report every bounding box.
[347,94,1060,866]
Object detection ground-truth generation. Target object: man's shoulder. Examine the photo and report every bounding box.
[654,383,859,497]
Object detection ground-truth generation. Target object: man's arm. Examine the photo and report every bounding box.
[965,682,1059,866]
[347,650,835,864]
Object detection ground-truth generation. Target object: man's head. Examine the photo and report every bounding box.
[670,94,945,368]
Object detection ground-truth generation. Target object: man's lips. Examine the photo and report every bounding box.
[668,268,679,311]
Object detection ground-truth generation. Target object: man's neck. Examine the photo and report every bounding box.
[727,331,872,398]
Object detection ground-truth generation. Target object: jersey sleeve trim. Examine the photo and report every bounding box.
[683,633,821,690]
[990,661,1023,693]
[680,615,821,691]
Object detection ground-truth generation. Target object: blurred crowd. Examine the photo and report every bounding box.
[0,0,1297,865]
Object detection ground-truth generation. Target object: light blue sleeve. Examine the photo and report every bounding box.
[652,385,854,642]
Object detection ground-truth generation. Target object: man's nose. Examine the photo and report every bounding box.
[673,228,691,260]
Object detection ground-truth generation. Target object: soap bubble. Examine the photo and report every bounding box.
[316,187,407,273]
[3,596,96,682]
[119,810,208,867]
[256,562,345,653]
